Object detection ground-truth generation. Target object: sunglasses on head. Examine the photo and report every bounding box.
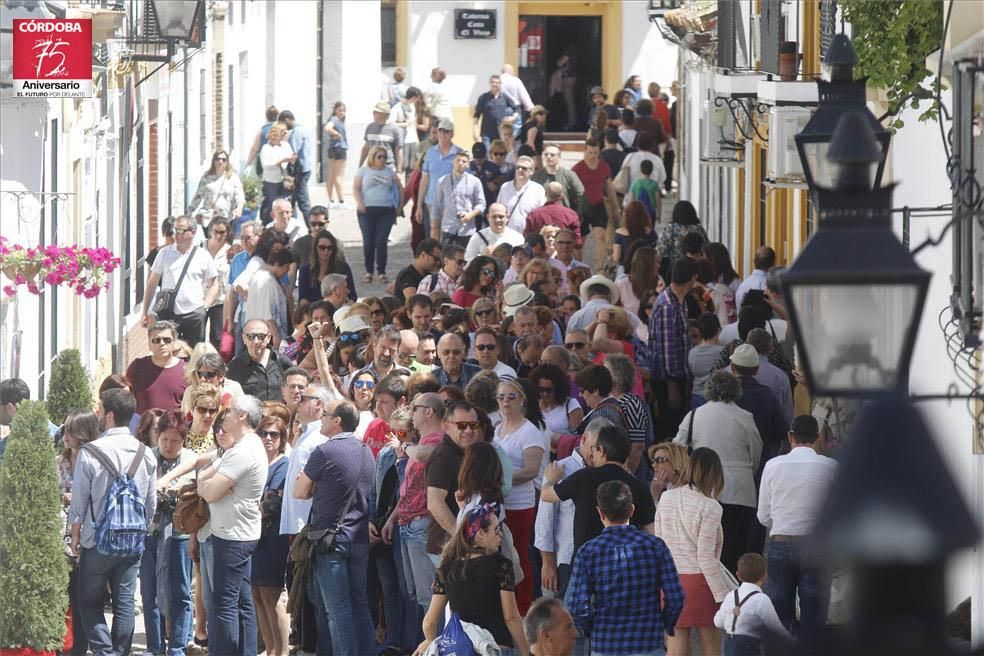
[565,342,586,350]
[353,380,375,390]
[338,332,361,343]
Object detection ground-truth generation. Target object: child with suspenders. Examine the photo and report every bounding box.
[714,553,793,655]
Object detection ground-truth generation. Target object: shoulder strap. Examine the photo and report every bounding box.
[507,186,528,220]
[686,406,697,449]
[173,246,198,293]
[127,443,147,478]
[731,589,762,633]
[477,230,490,246]
[81,442,118,477]
[427,272,439,292]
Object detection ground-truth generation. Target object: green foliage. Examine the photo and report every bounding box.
[242,173,261,209]
[842,0,943,129]
[46,349,92,425]
[0,401,69,649]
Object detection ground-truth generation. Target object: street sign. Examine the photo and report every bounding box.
[454,9,496,39]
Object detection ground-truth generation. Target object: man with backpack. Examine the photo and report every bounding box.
[69,388,157,656]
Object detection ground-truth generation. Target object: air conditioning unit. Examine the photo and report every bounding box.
[767,106,812,181]
[701,98,742,164]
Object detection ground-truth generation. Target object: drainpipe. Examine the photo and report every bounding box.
[183,45,190,210]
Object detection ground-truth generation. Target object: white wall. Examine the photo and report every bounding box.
[622,10,679,90]
[405,1,506,109]
[890,104,983,622]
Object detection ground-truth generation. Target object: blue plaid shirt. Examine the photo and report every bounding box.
[649,287,691,380]
[567,524,685,654]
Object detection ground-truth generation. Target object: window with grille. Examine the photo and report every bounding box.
[381,4,397,66]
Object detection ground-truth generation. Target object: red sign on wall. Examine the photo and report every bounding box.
[13,18,92,98]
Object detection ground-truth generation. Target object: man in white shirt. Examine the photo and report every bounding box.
[270,198,306,246]
[280,384,334,536]
[734,246,775,310]
[497,155,546,233]
[757,414,837,643]
[141,215,218,346]
[534,419,603,600]
[473,327,517,380]
[499,64,534,115]
[464,202,525,262]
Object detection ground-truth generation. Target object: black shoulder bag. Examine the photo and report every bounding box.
[152,247,198,320]
[685,406,698,454]
[309,441,368,554]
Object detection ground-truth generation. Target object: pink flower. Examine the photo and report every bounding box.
[2,286,15,297]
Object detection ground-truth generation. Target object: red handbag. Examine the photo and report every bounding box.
[219,330,235,361]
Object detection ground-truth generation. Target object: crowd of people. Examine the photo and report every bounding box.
[0,68,855,656]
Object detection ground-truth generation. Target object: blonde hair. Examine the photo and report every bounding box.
[648,442,690,487]
[498,379,526,406]
[267,122,288,141]
[366,145,390,168]
[188,383,222,412]
[605,307,631,340]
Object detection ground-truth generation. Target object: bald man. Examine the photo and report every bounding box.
[525,181,583,245]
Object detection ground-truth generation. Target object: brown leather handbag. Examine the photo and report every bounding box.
[172,481,210,535]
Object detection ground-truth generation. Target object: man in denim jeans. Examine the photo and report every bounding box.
[381,393,446,619]
[294,400,376,656]
[197,395,268,656]
[757,415,838,643]
[69,389,157,656]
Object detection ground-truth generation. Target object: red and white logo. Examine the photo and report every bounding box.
[13,19,92,98]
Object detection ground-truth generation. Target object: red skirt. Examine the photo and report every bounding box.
[675,573,720,628]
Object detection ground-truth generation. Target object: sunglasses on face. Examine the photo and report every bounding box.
[196,370,220,380]
[175,227,194,235]
[151,336,174,345]
[475,343,497,352]
[310,221,327,229]
[353,380,375,390]
[318,244,335,252]
[338,332,361,343]
[259,430,282,439]
[515,165,531,172]
[215,156,228,162]
[565,342,586,350]
[196,406,218,415]
[491,151,506,157]
[496,392,518,401]
[453,421,481,431]
[391,429,409,439]
[480,269,496,277]
[652,456,670,464]
[246,333,270,342]
[397,351,415,361]
[475,308,494,317]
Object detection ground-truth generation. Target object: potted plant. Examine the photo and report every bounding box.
[0,401,70,655]
[46,350,93,426]
[0,237,121,298]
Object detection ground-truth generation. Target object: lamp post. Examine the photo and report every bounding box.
[150,0,202,41]
[795,34,892,204]
[782,110,930,398]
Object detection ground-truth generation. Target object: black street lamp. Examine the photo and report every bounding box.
[795,34,892,200]
[150,0,203,41]
[810,397,980,655]
[782,110,930,397]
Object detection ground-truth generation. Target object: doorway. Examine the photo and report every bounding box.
[518,15,602,132]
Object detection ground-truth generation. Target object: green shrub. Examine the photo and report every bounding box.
[0,401,69,649]
[46,349,92,425]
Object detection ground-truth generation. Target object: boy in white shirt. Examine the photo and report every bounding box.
[714,553,793,655]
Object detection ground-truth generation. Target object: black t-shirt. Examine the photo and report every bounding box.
[554,463,656,557]
[394,265,425,300]
[434,553,516,646]
[600,148,626,180]
[425,435,464,554]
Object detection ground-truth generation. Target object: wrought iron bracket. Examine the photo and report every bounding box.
[713,96,770,143]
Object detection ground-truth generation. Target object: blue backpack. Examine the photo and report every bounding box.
[83,442,149,557]
[434,612,477,656]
